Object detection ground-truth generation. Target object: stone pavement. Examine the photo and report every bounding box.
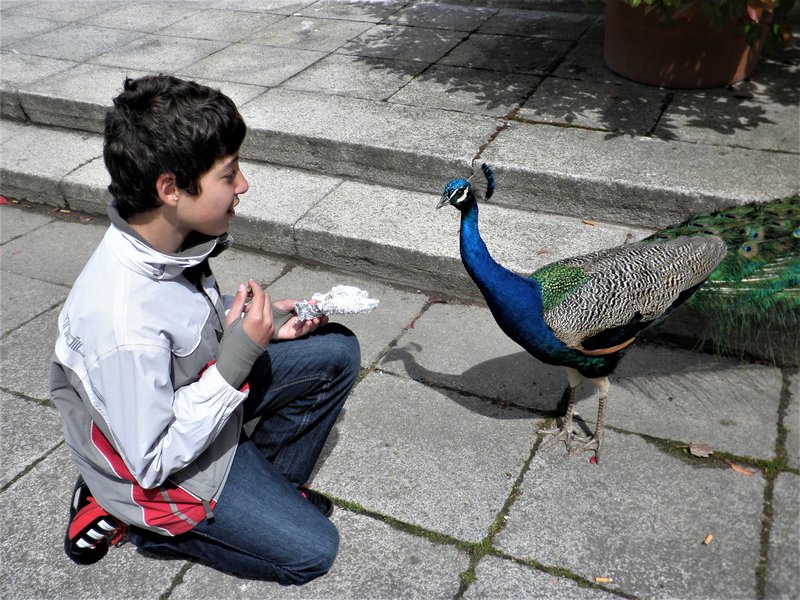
[1,0,799,598]
[2,198,799,600]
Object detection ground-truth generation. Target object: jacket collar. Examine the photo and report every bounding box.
[106,202,232,280]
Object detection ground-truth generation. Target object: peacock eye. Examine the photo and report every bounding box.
[739,242,759,258]
[746,227,764,241]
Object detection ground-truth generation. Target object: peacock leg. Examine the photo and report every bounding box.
[574,376,611,460]
[538,368,582,452]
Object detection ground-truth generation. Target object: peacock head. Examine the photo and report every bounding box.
[437,178,475,211]
[437,164,495,211]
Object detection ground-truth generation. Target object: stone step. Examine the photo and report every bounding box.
[0,118,652,297]
[3,60,797,231]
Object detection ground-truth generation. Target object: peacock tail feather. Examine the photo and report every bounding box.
[646,195,800,361]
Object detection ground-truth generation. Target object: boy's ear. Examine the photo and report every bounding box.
[156,173,179,207]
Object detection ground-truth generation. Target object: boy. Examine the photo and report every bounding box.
[50,75,360,584]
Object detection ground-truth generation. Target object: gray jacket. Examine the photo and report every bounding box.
[50,205,247,536]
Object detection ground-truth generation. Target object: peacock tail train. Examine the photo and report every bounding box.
[645,194,800,363]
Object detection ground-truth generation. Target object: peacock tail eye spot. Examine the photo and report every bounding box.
[794,226,800,238]
[739,241,759,259]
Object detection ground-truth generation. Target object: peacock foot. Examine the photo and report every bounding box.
[538,422,580,453]
[573,435,602,461]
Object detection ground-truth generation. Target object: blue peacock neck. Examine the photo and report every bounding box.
[458,201,547,336]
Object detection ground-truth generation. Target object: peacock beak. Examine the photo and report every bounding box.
[436,194,450,209]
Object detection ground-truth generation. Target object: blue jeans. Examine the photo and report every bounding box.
[128,324,360,584]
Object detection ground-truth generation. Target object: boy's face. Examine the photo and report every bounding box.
[176,153,248,238]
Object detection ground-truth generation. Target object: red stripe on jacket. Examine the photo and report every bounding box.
[90,423,215,535]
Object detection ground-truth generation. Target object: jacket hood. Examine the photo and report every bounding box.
[106,202,232,281]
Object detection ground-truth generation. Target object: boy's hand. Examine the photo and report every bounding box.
[227,279,274,346]
[273,298,328,340]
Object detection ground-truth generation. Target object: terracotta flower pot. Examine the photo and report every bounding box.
[603,0,768,89]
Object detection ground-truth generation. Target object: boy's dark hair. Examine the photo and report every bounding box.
[104,75,247,220]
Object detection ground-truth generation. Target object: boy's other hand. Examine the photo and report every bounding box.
[273,298,328,340]
[227,279,274,346]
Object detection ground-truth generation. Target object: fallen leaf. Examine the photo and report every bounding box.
[727,461,755,476]
[688,442,714,458]
[582,219,596,226]
[703,534,714,545]
[589,455,598,465]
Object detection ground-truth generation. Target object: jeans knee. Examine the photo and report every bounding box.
[282,523,339,584]
[323,324,361,381]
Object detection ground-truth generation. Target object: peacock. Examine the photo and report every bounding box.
[437,163,799,460]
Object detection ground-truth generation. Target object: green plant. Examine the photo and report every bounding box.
[623,0,796,49]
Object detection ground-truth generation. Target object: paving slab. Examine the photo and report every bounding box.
[228,160,342,256]
[440,33,573,75]
[281,53,426,101]
[477,8,595,40]
[178,42,326,87]
[552,40,617,82]
[61,155,112,214]
[0,15,65,49]
[786,372,799,470]
[0,306,59,401]
[266,265,430,368]
[89,34,228,72]
[243,15,373,52]
[2,0,132,23]
[297,0,407,23]
[0,392,64,488]
[339,24,466,63]
[587,344,782,459]
[0,121,102,207]
[0,52,78,120]
[313,371,537,543]
[0,218,107,286]
[517,75,668,135]
[656,84,800,153]
[480,122,800,227]
[293,179,468,292]
[166,8,283,41]
[239,88,499,194]
[380,301,569,411]
[465,555,618,599]
[208,245,289,298]
[0,204,54,243]
[386,1,497,30]
[20,63,149,133]
[496,430,766,599]
[389,64,540,117]
[8,22,145,63]
[84,1,202,32]
[170,509,468,599]
[765,473,800,600]
[0,445,183,600]
[0,271,68,337]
